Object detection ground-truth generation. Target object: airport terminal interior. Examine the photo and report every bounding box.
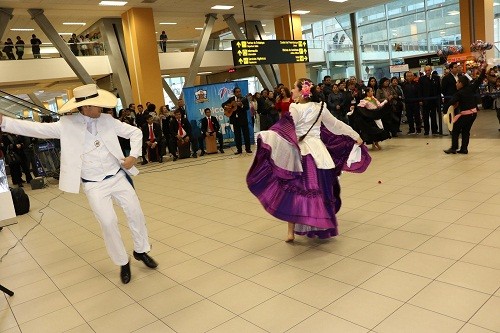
[1,0,500,332]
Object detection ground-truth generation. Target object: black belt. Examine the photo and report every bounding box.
[82,169,121,183]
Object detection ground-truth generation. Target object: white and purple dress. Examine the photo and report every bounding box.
[247,102,371,238]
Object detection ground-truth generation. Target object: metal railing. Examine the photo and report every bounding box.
[0,41,106,60]
[0,90,54,119]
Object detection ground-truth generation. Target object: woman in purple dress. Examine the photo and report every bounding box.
[247,78,371,242]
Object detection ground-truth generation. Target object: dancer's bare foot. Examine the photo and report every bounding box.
[285,235,295,243]
[374,142,381,150]
[286,222,295,243]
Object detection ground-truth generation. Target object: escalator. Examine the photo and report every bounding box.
[0,89,56,120]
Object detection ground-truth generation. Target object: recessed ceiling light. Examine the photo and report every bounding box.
[292,10,310,14]
[63,22,86,26]
[58,32,73,35]
[447,10,460,15]
[10,28,34,31]
[495,2,500,6]
[160,22,177,25]
[197,71,212,75]
[262,24,267,27]
[440,31,446,34]
[330,0,348,2]
[445,22,454,25]
[211,5,234,10]
[195,27,204,30]
[99,1,128,6]
[414,19,425,23]
[334,64,343,67]
[312,65,322,67]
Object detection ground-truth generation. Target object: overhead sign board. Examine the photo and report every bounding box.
[231,40,309,66]
[389,64,409,73]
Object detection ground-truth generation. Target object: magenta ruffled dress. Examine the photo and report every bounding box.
[247,103,371,239]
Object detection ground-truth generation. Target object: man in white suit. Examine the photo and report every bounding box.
[0,84,157,284]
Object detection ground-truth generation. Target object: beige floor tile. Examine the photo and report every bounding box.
[390,252,455,279]
[284,275,354,308]
[241,295,317,332]
[387,204,430,218]
[19,306,85,333]
[436,199,482,212]
[461,245,500,270]
[6,278,58,306]
[11,291,70,324]
[209,280,277,314]
[0,268,48,290]
[131,320,176,333]
[361,268,431,301]
[161,231,204,248]
[480,230,500,248]
[139,285,203,318]
[454,213,500,229]
[458,323,497,333]
[0,309,19,332]
[64,324,96,333]
[376,230,431,250]
[313,235,371,256]
[161,258,216,283]
[207,317,267,332]
[119,271,176,301]
[232,234,280,252]
[357,201,400,213]
[286,311,369,333]
[437,262,500,294]
[418,207,467,223]
[284,248,344,273]
[365,214,413,229]
[162,299,235,333]
[221,254,278,278]
[409,281,491,321]
[61,275,115,304]
[319,258,384,286]
[399,218,451,236]
[256,241,312,262]
[471,202,500,216]
[343,224,393,242]
[210,227,256,243]
[374,304,464,333]
[250,263,313,293]
[437,224,492,244]
[198,245,249,267]
[178,237,225,257]
[88,303,157,333]
[183,268,243,297]
[416,237,476,260]
[470,296,500,332]
[324,288,403,329]
[73,288,134,321]
[336,209,382,223]
[350,243,409,266]
[149,249,193,269]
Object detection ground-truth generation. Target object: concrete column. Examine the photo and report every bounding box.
[122,7,164,107]
[460,0,494,59]
[162,79,178,105]
[28,8,94,84]
[350,13,363,80]
[0,8,13,40]
[273,14,307,89]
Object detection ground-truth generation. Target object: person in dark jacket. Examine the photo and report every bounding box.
[15,36,24,60]
[443,64,487,154]
[31,34,42,59]
[3,38,15,60]
[419,66,441,135]
[401,71,421,134]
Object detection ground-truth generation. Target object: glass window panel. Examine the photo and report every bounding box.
[357,5,386,25]
[427,4,460,31]
[389,13,427,37]
[358,21,388,44]
[427,0,460,10]
[428,27,461,51]
[387,0,425,18]
[391,33,428,53]
[313,22,323,37]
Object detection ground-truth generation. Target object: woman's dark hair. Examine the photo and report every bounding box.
[390,76,400,84]
[364,87,374,95]
[281,87,291,98]
[458,75,469,87]
[146,103,156,113]
[368,76,378,91]
[379,77,390,87]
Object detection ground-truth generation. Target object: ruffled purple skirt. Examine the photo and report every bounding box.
[247,114,371,239]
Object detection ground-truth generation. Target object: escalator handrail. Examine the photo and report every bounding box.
[0,89,54,114]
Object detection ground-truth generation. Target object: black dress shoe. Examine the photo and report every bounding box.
[173,155,178,161]
[141,160,148,165]
[121,262,131,284]
[443,148,457,154]
[133,251,158,268]
[457,149,468,154]
[219,149,225,153]
[245,150,252,153]
[192,153,198,158]
[200,151,205,156]
[234,151,242,155]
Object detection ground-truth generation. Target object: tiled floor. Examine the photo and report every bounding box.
[1,109,500,333]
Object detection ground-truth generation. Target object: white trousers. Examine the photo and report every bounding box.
[83,171,150,266]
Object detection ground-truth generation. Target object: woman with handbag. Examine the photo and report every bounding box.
[247,79,370,242]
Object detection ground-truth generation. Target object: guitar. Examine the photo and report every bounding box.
[223,99,239,117]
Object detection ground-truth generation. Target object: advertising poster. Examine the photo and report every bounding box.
[183,80,254,146]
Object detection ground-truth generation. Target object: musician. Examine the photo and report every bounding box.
[198,108,224,155]
[221,87,252,154]
[141,114,163,163]
[169,109,194,161]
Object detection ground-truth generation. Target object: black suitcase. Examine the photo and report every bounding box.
[10,187,30,215]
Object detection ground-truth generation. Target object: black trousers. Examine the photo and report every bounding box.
[422,100,439,134]
[198,132,223,151]
[233,121,251,152]
[405,103,422,133]
[451,113,476,150]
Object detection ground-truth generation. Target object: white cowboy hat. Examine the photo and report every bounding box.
[58,84,117,114]
[443,105,454,132]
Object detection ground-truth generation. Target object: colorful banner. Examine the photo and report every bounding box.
[183,80,254,146]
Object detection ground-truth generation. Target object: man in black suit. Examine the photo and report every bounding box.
[198,108,224,155]
[441,62,460,108]
[419,66,441,135]
[221,87,252,155]
[169,109,195,160]
[141,114,163,163]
